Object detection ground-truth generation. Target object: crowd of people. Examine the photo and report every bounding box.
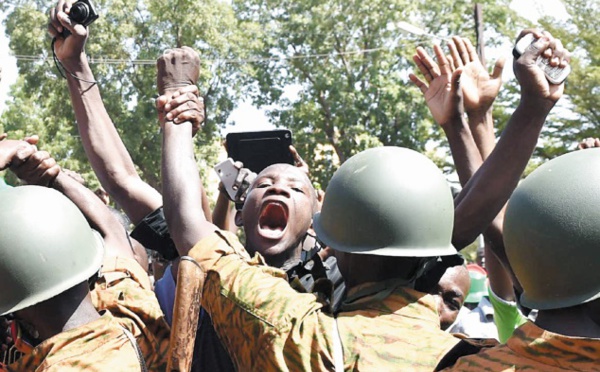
[1,1,599,371]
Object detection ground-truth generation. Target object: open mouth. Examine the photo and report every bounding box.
[258,201,288,239]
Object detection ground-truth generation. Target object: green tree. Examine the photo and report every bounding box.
[235,0,527,188]
[537,0,599,156]
[0,0,261,191]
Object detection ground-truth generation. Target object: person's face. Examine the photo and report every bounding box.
[241,164,315,266]
[432,265,470,330]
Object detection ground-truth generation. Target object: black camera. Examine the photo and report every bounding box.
[61,0,99,37]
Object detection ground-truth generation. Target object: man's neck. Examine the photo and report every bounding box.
[20,286,101,342]
[535,305,600,338]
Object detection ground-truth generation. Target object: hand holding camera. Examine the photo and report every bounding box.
[48,0,98,67]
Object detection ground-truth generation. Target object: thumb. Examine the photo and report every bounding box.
[23,135,39,145]
[491,57,506,80]
[450,67,464,94]
[57,11,87,38]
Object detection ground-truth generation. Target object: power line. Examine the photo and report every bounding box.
[8,33,444,66]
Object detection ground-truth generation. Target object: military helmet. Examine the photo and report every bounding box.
[313,147,456,257]
[465,264,487,304]
[504,148,600,310]
[0,186,104,315]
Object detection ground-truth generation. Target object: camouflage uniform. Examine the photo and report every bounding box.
[8,256,170,371]
[447,321,600,371]
[189,230,460,371]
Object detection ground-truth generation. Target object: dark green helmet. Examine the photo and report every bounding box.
[504,148,600,310]
[313,147,456,257]
[0,186,104,315]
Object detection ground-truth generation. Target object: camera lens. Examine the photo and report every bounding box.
[69,3,90,23]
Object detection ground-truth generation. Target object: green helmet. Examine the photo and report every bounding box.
[313,147,456,257]
[0,186,104,316]
[504,148,600,310]
[465,265,487,304]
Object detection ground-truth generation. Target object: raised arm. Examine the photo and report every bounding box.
[409,44,483,188]
[157,48,216,255]
[453,30,570,249]
[49,0,162,224]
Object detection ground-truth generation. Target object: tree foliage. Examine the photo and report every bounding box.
[235,0,527,188]
[0,0,261,190]
[537,0,600,156]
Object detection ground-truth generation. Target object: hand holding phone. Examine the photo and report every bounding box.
[513,33,571,85]
[214,159,257,203]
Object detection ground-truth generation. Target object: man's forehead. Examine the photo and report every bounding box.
[256,164,310,184]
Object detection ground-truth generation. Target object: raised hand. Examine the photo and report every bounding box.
[156,47,201,95]
[47,0,88,66]
[447,37,505,117]
[409,44,464,127]
[514,30,570,105]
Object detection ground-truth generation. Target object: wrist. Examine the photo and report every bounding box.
[466,106,492,123]
[518,95,555,115]
[441,115,468,133]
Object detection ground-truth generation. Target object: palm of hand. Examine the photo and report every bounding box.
[425,74,454,126]
[461,62,500,114]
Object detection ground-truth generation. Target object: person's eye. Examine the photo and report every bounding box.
[256,182,271,188]
[292,187,304,194]
[445,300,460,311]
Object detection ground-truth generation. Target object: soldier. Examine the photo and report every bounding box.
[0,139,169,371]
[449,148,600,371]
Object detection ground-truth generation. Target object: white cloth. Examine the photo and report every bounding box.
[449,296,499,340]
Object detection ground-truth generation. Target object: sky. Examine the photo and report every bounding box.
[0,0,568,134]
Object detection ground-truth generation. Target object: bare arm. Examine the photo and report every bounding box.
[10,148,134,259]
[49,1,161,224]
[453,31,570,249]
[212,186,234,231]
[158,48,216,255]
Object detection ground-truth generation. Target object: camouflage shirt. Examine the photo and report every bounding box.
[91,256,171,371]
[7,256,169,371]
[447,321,600,371]
[189,230,460,371]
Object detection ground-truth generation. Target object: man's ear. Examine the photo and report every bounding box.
[234,210,243,227]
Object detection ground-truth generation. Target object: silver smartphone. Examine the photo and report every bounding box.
[513,33,570,85]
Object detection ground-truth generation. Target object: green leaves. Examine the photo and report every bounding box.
[1,0,257,191]
[237,0,525,188]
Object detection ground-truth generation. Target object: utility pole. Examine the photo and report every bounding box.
[474,3,486,65]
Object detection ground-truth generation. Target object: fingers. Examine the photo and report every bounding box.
[11,150,61,186]
[447,55,455,71]
[463,38,479,64]
[415,46,441,80]
[289,145,309,175]
[412,53,433,84]
[578,138,600,150]
[516,28,545,44]
[433,44,451,76]
[448,39,463,68]
[164,93,203,121]
[409,73,428,94]
[10,143,37,168]
[49,3,62,35]
[491,57,506,80]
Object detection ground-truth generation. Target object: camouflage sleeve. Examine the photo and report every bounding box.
[188,231,337,370]
[90,256,170,371]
